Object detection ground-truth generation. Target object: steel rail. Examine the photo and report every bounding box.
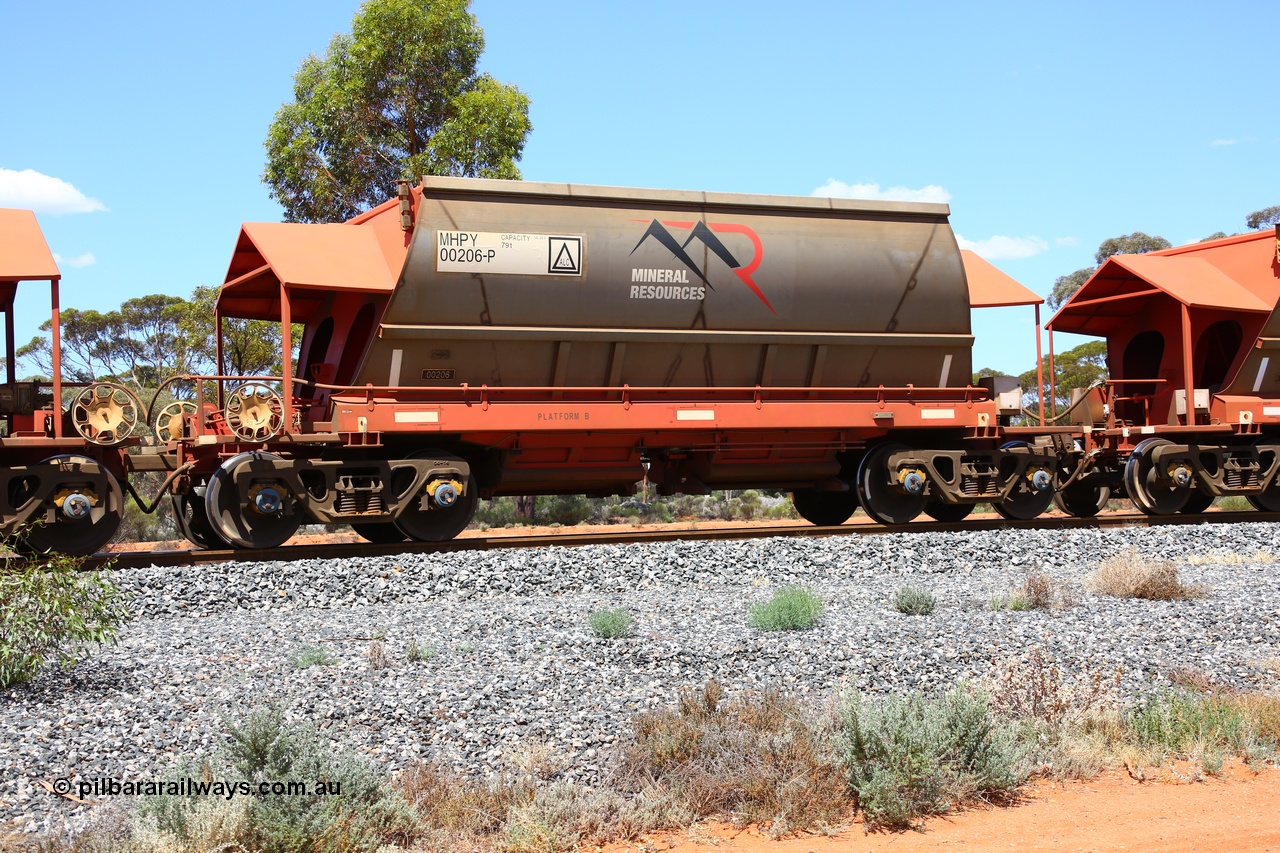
[62,509,1280,572]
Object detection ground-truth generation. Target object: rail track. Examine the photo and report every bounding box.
[60,509,1280,571]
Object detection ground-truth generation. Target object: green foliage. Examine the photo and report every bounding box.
[840,687,1028,828]
[1246,205,1280,231]
[263,0,531,223]
[893,586,936,616]
[748,585,824,631]
[587,607,634,639]
[140,706,413,853]
[1018,339,1109,414]
[1201,231,1231,242]
[16,285,298,394]
[406,639,437,662]
[989,592,1031,612]
[288,644,336,669]
[1047,266,1095,311]
[182,285,290,377]
[1123,690,1280,770]
[0,549,130,688]
[542,494,593,526]
[1094,231,1172,264]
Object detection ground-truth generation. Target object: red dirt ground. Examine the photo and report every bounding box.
[597,762,1280,853]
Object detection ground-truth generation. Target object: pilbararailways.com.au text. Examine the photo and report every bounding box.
[52,776,343,801]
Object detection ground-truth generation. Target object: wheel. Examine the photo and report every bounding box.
[1124,438,1191,515]
[71,383,141,446]
[393,451,478,542]
[154,401,199,443]
[20,455,124,556]
[1247,492,1280,512]
[172,486,228,549]
[351,522,408,544]
[993,442,1055,521]
[1052,482,1111,518]
[856,443,926,525]
[223,383,284,442]
[205,452,300,549]
[923,500,973,522]
[791,488,859,526]
[1178,490,1214,514]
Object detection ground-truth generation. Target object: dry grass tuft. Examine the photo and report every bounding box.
[1184,549,1277,565]
[611,680,849,837]
[1087,549,1206,600]
[367,639,390,670]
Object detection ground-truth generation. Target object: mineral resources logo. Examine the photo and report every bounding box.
[628,219,774,313]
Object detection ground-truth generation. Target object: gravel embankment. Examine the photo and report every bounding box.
[4,522,1280,835]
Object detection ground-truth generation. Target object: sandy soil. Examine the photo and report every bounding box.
[599,762,1280,853]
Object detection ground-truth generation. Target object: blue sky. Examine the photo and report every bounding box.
[2,0,1277,375]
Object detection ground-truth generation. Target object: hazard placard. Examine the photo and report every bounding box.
[548,237,581,274]
[436,231,584,277]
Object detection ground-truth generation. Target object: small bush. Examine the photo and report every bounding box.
[989,592,1031,612]
[748,586,824,631]
[1088,549,1205,600]
[541,494,594,526]
[841,686,1029,828]
[1,549,130,688]
[367,639,390,670]
[588,607,634,639]
[984,646,1120,727]
[406,640,437,662]
[612,681,848,836]
[893,586,936,616]
[139,706,414,853]
[287,643,335,669]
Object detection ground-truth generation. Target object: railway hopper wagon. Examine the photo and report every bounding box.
[173,177,1053,548]
[1046,227,1280,517]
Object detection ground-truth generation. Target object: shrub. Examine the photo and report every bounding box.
[748,586,824,631]
[984,646,1120,727]
[1088,549,1205,600]
[0,549,130,688]
[612,681,847,836]
[367,639,390,670]
[893,586,936,616]
[841,686,1029,828]
[287,643,335,669]
[406,640,437,662]
[541,494,594,526]
[472,496,521,528]
[139,706,415,853]
[588,607,634,639]
[989,592,1031,612]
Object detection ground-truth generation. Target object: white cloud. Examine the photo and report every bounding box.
[811,179,952,205]
[1054,236,1080,247]
[1211,138,1237,147]
[53,252,96,269]
[0,168,106,214]
[955,234,1049,260]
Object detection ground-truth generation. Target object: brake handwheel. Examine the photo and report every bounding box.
[223,383,284,442]
[71,383,141,446]
[153,400,199,442]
